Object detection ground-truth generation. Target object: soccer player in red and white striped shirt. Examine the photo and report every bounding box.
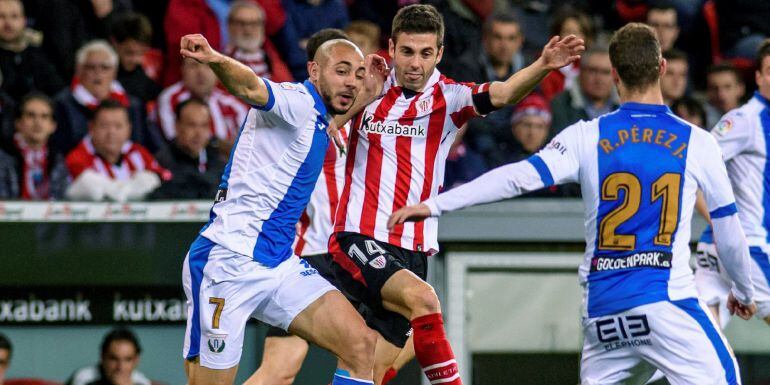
[326,5,584,385]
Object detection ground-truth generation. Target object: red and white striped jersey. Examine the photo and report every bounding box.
[157,81,249,142]
[335,69,489,253]
[295,124,349,256]
[65,136,170,181]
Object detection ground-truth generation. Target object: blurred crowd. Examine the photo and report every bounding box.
[0,0,768,201]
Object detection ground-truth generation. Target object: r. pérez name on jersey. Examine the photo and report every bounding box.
[590,251,673,272]
[360,113,426,138]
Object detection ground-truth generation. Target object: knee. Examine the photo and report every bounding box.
[404,284,440,316]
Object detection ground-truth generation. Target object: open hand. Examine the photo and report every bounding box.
[727,292,757,320]
[388,203,431,229]
[180,34,223,65]
[540,35,585,71]
[363,54,389,96]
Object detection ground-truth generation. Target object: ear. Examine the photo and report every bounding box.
[436,45,444,64]
[388,38,395,60]
[659,58,667,77]
[611,67,620,86]
[309,61,320,83]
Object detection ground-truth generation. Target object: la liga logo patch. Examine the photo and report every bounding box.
[714,119,733,135]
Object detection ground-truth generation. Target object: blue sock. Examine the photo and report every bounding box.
[332,368,374,385]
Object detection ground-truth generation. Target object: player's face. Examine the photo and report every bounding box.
[0,0,24,43]
[483,21,523,67]
[316,45,365,115]
[89,108,131,161]
[175,103,212,155]
[389,32,444,91]
[512,115,549,153]
[114,38,148,72]
[15,99,56,147]
[182,58,217,99]
[756,56,770,100]
[579,53,613,102]
[101,340,139,385]
[228,6,265,52]
[78,50,118,101]
[0,348,8,383]
[707,72,745,112]
[661,59,688,102]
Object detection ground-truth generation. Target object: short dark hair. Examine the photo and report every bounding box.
[109,12,152,45]
[609,23,661,92]
[550,6,595,44]
[175,97,209,120]
[482,12,521,37]
[706,62,743,84]
[672,96,706,128]
[391,4,444,48]
[663,48,687,63]
[756,38,770,72]
[0,332,12,361]
[90,99,128,122]
[16,92,54,119]
[101,328,141,357]
[306,28,349,61]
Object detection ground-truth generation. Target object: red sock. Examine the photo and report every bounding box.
[381,367,397,385]
[411,313,462,385]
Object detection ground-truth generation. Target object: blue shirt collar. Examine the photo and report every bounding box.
[619,102,671,113]
[753,91,770,109]
[303,79,329,119]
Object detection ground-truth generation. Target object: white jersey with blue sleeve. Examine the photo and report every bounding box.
[200,79,332,267]
[427,102,754,315]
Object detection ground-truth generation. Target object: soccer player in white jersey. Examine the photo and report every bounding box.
[324,4,584,385]
[694,38,770,329]
[178,33,387,385]
[391,23,758,385]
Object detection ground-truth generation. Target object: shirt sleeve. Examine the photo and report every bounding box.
[711,110,753,161]
[446,82,495,129]
[424,121,584,215]
[696,132,739,214]
[253,79,313,128]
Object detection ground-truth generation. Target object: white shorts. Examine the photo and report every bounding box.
[182,235,337,369]
[694,242,770,321]
[581,299,740,385]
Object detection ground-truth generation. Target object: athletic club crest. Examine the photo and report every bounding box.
[417,99,431,113]
[369,256,387,269]
[208,333,227,353]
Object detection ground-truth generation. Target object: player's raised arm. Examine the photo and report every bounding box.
[180,34,269,107]
[389,120,584,227]
[696,132,757,319]
[487,35,584,108]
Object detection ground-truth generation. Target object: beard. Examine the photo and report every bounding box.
[318,79,353,115]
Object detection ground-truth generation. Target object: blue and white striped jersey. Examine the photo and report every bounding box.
[426,102,755,317]
[200,79,331,267]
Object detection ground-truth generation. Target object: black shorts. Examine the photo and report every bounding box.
[327,231,428,348]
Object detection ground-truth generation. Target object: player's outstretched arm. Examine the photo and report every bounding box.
[487,35,584,108]
[180,34,269,107]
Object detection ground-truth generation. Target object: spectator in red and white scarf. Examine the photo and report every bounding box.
[1,93,69,200]
[65,100,170,202]
[52,40,163,156]
[156,57,248,149]
[226,1,293,83]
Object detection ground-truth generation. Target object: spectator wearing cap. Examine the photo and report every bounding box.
[66,328,151,385]
[550,47,618,134]
[1,93,69,200]
[65,100,169,202]
[225,1,293,83]
[705,63,746,128]
[152,98,225,200]
[0,0,64,101]
[156,57,248,153]
[109,12,162,104]
[661,49,689,106]
[450,12,527,84]
[52,40,159,155]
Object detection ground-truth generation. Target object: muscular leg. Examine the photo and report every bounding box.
[184,357,239,385]
[380,269,461,385]
[376,335,415,385]
[245,335,310,385]
[289,290,377,381]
